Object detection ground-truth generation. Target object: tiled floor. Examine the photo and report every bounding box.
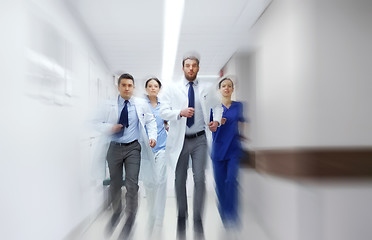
[75,168,269,240]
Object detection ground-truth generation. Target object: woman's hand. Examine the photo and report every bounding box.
[149,139,157,148]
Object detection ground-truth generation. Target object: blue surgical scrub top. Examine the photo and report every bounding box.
[211,101,244,161]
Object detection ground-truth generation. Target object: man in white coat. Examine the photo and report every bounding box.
[92,73,157,238]
[159,55,223,239]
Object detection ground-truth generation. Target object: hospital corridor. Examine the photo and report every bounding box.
[1,0,372,240]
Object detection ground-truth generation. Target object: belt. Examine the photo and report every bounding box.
[111,140,138,146]
[185,130,205,139]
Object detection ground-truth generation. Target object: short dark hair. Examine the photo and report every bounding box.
[145,77,162,88]
[218,77,234,89]
[118,73,134,85]
[182,56,200,67]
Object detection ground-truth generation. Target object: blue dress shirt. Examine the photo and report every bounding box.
[112,96,140,143]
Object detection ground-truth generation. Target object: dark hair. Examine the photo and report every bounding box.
[118,73,134,85]
[182,56,200,67]
[218,77,234,89]
[145,77,162,89]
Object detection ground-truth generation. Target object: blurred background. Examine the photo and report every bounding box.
[1,0,372,239]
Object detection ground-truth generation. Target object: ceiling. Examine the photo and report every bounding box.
[66,0,271,82]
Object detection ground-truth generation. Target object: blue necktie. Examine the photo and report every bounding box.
[116,100,129,136]
[187,82,194,127]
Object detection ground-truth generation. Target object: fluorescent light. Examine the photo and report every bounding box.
[161,0,185,84]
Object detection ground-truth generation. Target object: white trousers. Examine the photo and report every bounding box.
[143,149,167,227]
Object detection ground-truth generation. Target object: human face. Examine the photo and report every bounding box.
[182,59,199,81]
[219,79,234,98]
[118,78,134,100]
[146,79,160,98]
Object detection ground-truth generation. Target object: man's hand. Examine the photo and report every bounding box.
[149,139,156,148]
[208,121,219,132]
[180,107,194,118]
[111,124,123,133]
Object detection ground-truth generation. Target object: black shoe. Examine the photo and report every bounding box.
[177,216,186,239]
[112,212,121,225]
[105,211,121,236]
[194,219,205,240]
[119,215,135,239]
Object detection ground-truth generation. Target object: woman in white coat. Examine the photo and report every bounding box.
[141,77,168,234]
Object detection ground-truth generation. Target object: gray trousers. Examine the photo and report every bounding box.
[175,134,207,221]
[106,141,141,217]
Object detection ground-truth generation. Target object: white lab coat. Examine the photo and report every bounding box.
[91,96,157,180]
[158,79,223,170]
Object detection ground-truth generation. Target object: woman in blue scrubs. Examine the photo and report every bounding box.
[211,77,245,228]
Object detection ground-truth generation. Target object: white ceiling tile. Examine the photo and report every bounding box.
[67,0,270,81]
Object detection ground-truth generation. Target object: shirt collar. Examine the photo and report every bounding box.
[183,77,199,87]
[146,96,160,105]
[118,95,133,106]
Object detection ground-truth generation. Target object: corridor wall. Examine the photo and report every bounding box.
[0,0,116,239]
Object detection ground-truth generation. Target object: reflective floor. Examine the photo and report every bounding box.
[74,168,269,240]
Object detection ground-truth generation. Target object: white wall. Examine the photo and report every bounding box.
[313,0,372,147]
[251,0,314,148]
[0,1,116,239]
[244,170,372,240]
[250,0,372,149]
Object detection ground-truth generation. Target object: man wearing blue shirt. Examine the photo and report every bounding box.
[93,73,157,238]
